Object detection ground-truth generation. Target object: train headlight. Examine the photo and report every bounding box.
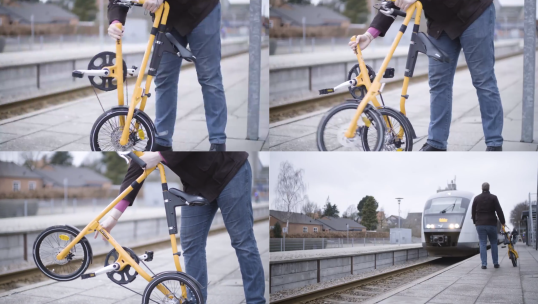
[449,224,454,229]
[455,223,460,228]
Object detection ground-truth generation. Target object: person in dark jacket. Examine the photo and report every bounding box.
[350,0,503,152]
[108,0,227,152]
[471,182,505,269]
[97,152,265,304]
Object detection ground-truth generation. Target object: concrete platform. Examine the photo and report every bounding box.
[0,49,269,151]
[268,52,538,151]
[363,243,538,304]
[0,220,269,304]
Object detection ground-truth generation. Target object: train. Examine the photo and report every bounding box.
[421,190,499,257]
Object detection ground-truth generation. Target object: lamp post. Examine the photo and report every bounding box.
[346,223,349,245]
[396,198,403,229]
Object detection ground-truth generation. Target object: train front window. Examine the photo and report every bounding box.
[424,197,467,214]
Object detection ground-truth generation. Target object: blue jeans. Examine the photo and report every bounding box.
[154,3,227,147]
[476,225,499,266]
[180,161,265,304]
[427,3,503,149]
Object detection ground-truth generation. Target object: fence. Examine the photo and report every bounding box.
[270,237,422,252]
[1,35,103,53]
[0,198,119,218]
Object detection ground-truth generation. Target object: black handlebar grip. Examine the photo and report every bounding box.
[394,10,407,17]
[128,152,147,168]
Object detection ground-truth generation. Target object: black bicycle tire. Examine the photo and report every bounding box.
[33,226,91,281]
[317,101,385,151]
[363,107,413,151]
[90,107,155,151]
[509,252,517,267]
[142,273,203,304]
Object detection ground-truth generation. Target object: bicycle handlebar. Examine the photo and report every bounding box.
[128,152,147,169]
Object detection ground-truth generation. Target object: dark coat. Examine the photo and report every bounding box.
[120,152,249,205]
[108,0,219,36]
[370,0,493,40]
[471,190,506,226]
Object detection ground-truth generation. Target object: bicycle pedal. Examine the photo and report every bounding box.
[145,251,154,262]
[72,71,84,78]
[383,68,395,78]
[319,88,334,95]
[81,273,96,280]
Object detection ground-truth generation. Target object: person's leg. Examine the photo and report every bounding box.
[486,225,499,265]
[426,33,462,150]
[216,161,265,304]
[186,3,227,144]
[476,225,488,266]
[153,30,186,147]
[459,3,503,147]
[180,201,219,302]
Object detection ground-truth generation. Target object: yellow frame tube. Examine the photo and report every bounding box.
[344,2,421,138]
[119,2,170,146]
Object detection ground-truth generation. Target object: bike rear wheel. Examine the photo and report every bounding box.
[317,102,385,151]
[33,226,91,281]
[90,107,155,151]
[509,251,517,267]
[143,272,203,304]
[363,108,413,151]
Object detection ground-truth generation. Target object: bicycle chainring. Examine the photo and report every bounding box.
[104,247,139,285]
[88,51,127,92]
[347,63,375,99]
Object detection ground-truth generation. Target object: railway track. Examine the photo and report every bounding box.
[271,257,465,304]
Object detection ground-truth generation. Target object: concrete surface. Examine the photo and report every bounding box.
[0,220,269,304]
[0,49,269,151]
[363,243,538,304]
[270,244,427,293]
[268,53,538,151]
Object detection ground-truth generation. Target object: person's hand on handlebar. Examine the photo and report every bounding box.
[143,0,163,13]
[108,21,124,40]
[395,0,416,12]
[140,152,164,169]
[349,32,374,53]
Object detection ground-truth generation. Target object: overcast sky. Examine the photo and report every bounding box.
[269,153,538,222]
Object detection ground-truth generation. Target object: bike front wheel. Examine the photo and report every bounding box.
[509,251,517,267]
[33,226,91,281]
[317,101,385,151]
[90,106,155,151]
[364,108,413,151]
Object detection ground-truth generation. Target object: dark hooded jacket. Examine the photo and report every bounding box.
[471,190,506,226]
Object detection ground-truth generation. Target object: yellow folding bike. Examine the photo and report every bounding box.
[501,225,519,267]
[316,0,450,151]
[32,152,209,304]
[72,0,196,151]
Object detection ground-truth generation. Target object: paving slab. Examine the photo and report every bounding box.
[0,220,269,304]
[0,50,269,151]
[363,243,538,304]
[269,53,538,151]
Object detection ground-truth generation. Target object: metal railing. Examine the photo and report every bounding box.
[269,237,422,252]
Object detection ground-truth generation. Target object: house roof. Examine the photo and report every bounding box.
[0,161,42,179]
[270,4,349,26]
[0,3,78,24]
[35,165,110,187]
[270,210,321,225]
[316,217,365,231]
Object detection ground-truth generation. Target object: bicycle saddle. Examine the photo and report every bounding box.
[415,32,450,63]
[164,33,196,63]
[169,188,209,206]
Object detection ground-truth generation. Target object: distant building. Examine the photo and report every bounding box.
[270,210,323,234]
[316,217,365,231]
[0,2,78,25]
[0,161,43,194]
[36,165,111,189]
[386,215,404,227]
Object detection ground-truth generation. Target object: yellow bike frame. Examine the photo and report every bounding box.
[55,156,188,298]
[501,225,519,260]
[344,0,423,138]
[100,0,170,147]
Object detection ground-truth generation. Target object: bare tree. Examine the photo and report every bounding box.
[342,204,359,221]
[20,152,44,170]
[275,161,307,227]
[301,195,319,219]
[510,201,530,227]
